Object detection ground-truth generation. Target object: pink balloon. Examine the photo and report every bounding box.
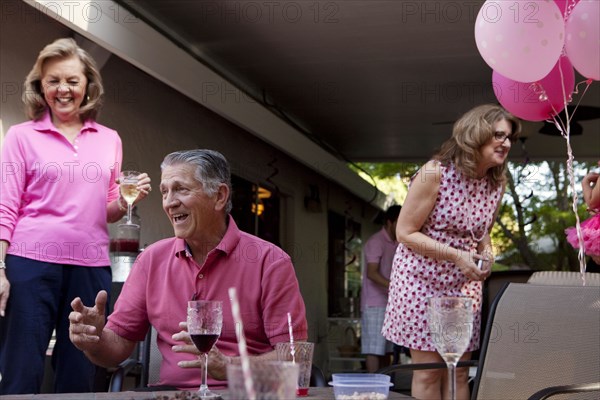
[493,56,575,121]
[565,0,599,80]
[475,0,565,82]
[554,0,580,17]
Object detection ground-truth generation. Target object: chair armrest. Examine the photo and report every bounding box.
[527,382,600,400]
[377,360,478,374]
[108,358,141,392]
[310,364,327,387]
[377,360,479,395]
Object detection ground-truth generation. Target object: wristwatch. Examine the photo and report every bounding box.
[0,260,6,269]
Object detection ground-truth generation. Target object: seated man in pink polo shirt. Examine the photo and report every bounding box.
[68,149,308,391]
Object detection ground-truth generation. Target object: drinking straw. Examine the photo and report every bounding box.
[287,312,296,363]
[228,287,256,400]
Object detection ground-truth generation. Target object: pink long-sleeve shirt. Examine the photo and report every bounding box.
[0,112,122,266]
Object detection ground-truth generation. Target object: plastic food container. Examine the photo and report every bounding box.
[332,373,391,383]
[329,374,393,400]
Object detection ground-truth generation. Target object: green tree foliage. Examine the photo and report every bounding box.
[351,160,595,271]
[349,162,419,205]
[351,162,420,180]
[495,160,594,271]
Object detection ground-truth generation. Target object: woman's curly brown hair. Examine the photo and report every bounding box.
[433,104,521,188]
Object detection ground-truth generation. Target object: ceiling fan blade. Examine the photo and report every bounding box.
[539,120,583,136]
[562,105,600,121]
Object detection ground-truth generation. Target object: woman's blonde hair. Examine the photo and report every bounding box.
[433,104,521,188]
[23,37,104,121]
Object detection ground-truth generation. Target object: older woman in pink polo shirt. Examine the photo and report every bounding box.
[0,38,151,395]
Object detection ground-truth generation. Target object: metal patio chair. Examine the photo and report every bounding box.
[379,282,600,399]
[472,282,600,399]
[527,270,600,286]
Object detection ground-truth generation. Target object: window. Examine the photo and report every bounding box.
[231,175,280,245]
[328,211,362,317]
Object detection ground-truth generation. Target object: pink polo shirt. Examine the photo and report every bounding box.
[361,228,397,310]
[0,112,122,266]
[106,216,308,390]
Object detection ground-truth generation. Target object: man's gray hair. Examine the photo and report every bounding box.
[161,149,232,213]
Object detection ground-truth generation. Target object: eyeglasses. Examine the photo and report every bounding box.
[493,131,517,144]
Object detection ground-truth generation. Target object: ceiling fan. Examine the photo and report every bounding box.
[432,105,599,137]
[538,105,600,136]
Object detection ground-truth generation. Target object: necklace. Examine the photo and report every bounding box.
[462,173,489,243]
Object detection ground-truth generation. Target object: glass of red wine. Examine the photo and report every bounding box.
[187,300,223,398]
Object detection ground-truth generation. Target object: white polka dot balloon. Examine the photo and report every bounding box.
[565,0,599,80]
[475,0,565,82]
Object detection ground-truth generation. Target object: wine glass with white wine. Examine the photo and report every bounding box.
[428,297,473,400]
[119,170,140,226]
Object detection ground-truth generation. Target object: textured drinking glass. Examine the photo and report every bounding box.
[428,297,473,400]
[119,170,140,226]
[227,360,299,400]
[188,300,223,398]
[275,342,314,396]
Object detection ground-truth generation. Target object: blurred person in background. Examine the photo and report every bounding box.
[565,161,600,267]
[361,205,401,372]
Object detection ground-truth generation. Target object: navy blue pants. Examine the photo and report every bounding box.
[0,255,111,394]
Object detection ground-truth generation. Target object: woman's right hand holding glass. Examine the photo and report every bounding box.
[455,249,489,281]
[117,171,152,206]
[130,172,152,203]
[117,171,152,225]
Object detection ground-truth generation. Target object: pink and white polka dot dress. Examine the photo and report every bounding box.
[382,161,503,352]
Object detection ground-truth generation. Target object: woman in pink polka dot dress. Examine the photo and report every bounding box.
[382,104,521,400]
